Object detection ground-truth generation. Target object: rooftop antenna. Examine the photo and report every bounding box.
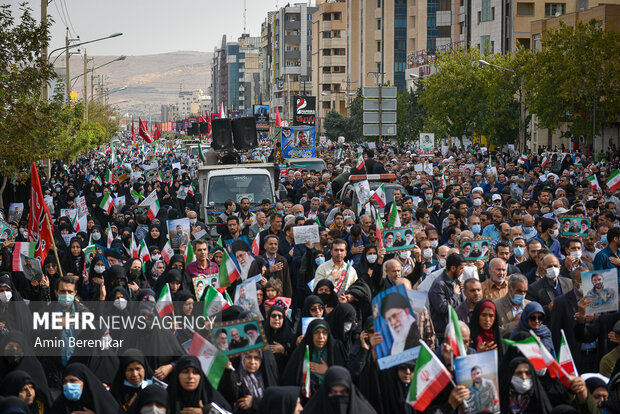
[243,0,247,34]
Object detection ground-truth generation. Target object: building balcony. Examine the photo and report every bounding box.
[321,20,332,31]
[374,8,382,18]
[321,73,346,84]
[408,5,417,16]
[374,30,382,41]
[324,37,346,48]
[320,55,346,66]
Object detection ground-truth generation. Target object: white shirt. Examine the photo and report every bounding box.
[313,259,358,292]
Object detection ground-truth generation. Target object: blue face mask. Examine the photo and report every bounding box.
[522,226,533,234]
[123,379,151,389]
[58,294,75,307]
[315,257,326,266]
[602,235,608,245]
[512,293,525,305]
[513,247,525,258]
[471,224,481,234]
[63,383,82,401]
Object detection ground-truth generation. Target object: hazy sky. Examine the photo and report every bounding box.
[5,0,281,56]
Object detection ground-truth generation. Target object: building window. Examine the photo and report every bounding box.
[516,2,535,15]
[377,41,382,52]
[377,19,381,29]
[532,34,541,51]
[333,12,342,20]
[545,3,565,16]
[323,13,331,21]
[378,0,382,7]
[480,35,491,53]
[481,0,492,21]
[516,38,531,49]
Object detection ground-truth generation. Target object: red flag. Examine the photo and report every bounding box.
[131,117,135,142]
[206,113,212,138]
[275,106,282,127]
[28,163,53,264]
[153,123,161,141]
[138,118,153,143]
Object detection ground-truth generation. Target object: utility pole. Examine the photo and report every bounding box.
[41,0,48,100]
[83,51,88,121]
[65,32,70,102]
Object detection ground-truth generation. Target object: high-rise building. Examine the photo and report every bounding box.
[260,12,277,108]
[272,2,318,123]
[177,89,208,119]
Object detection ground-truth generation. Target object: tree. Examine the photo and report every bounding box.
[419,48,486,147]
[524,20,620,148]
[347,88,363,141]
[396,82,425,142]
[324,110,348,141]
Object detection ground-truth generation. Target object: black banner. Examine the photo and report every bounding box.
[293,96,316,126]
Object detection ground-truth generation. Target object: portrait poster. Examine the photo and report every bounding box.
[60,208,78,222]
[224,237,254,279]
[382,225,416,253]
[177,186,188,200]
[0,219,15,242]
[234,278,263,320]
[460,238,491,261]
[20,254,43,281]
[560,216,590,238]
[372,285,421,370]
[354,179,372,205]
[167,218,191,250]
[281,126,316,158]
[115,196,126,210]
[7,203,24,223]
[454,350,500,414]
[209,317,268,357]
[193,273,219,299]
[419,133,434,157]
[61,233,76,247]
[582,268,618,314]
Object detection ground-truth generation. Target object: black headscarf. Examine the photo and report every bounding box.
[0,369,52,413]
[303,365,377,414]
[167,355,231,412]
[314,279,339,310]
[259,386,300,414]
[51,362,121,414]
[126,384,168,414]
[354,245,378,283]
[281,319,347,395]
[263,306,296,375]
[499,357,552,414]
[302,295,325,318]
[144,224,165,250]
[110,348,154,409]
[0,396,30,413]
[326,303,359,355]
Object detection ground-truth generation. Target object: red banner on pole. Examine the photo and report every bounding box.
[28,163,53,263]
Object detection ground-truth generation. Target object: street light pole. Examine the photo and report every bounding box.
[41,0,48,100]
[84,51,88,121]
[65,33,70,102]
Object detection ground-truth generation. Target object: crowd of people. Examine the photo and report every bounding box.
[0,135,619,414]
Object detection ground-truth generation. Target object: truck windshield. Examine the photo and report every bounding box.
[288,160,326,171]
[207,174,273,206]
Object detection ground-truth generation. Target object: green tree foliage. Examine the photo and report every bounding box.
[347,88,363,141]
[324,110,348,141]
[523,20,620,145]
[0,3,118,180]
[396,82,425,142]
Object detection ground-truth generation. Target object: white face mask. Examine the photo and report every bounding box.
[551,229,559,238]
[430,240,439,249]
[345,226,352,233]
[473,198,482,207]
[366,254,378,264]
[546,267,560,280]
[140,406,166,414]
[189,218,197,225]
[510,376,533,394]
[423,248,433,259]
[113,298,128,310]
[0,291,12,303]
[344,322,353,333]
[151,254,161,261]
[92,232,101,241]
[439,258,447,268]
[94,265,106,274]
[399,251,411,260]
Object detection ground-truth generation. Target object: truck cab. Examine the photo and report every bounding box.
[283,157,326,172]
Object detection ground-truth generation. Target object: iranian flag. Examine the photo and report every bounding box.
[130,234,139,259]
[156,283,174,317]
[147,199,160,220]
[502,336,547,370]
[187,185,194,197]
[12,242,36,271]
[302,345,311,398]
[251,233,260,257]
[106,223,114,248]
[557,329,578,377]
[532,332,570,387]
[356,153,365,171]
[104,169,114,184]
[386,202,401,227]
[376,218,384,249]
[185,241,195,265]
[198,142,207,163]
[139,239,151,263]
[607,169,620,192]
[518,153,529,164]
[99,193,114,214]
[140,190,160,220]
[218,248,240,288]
[541,155,549,169]
[161,240,174,264]
[336,148,343,159]
[71,212,87,233]
[188,331,229,388]
[334,261,352,293]
[371,184,387,208]
[445,306,467,357]
[407,341,453,412]
[203,285,231,316]
[587,174,601,191]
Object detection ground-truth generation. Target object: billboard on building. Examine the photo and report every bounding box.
[253,105,270,130]
[293,96,316,126]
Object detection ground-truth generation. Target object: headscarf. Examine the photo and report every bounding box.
[0,370,52,413]
[110,348,153,409]
[469,299,499,350]
[167,355,231,412]
[51,363,121,414]
[303,365,377,414]
[510,302,555,356]
[144,224,165,250]
[313,279,338,309]
[258,386,300,414]
[326,303,358,354]
[126,385,168,414]
[263,306,296,349]
[235,351,281,400]
[499,357,552,414]
[0,396,30,413]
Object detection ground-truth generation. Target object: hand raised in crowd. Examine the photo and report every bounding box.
[153,363,174,380]
[180,400,203,414]
[269,341,285,354]
[477,341,497,352]
[309,358,328,375]
[270,261,283,273]
[448,386,470,410]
